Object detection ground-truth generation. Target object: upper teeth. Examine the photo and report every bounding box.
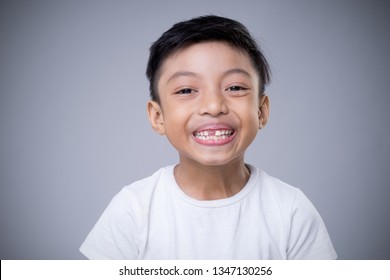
[194,129,233,137]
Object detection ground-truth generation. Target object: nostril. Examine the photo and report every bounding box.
[198,94,229,116]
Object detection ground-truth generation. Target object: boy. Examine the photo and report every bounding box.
[80,15,337,259]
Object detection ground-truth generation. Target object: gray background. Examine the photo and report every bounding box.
[1,0,389,259]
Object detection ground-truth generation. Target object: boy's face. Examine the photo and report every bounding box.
[148,42,269,167]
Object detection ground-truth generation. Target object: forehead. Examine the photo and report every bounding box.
[159,41,257,81]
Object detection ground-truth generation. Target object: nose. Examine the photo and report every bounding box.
[198,88,229,116]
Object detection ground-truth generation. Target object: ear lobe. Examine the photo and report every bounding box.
[147,101,165,135]
[258,95,270,129]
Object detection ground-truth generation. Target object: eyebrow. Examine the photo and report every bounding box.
[167,71,198,83]
[166,68,252,84]
[223,68,252,78]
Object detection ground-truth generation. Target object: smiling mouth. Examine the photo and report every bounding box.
[192,129,235,145]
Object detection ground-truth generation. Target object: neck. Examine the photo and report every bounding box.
[174,157,250,200]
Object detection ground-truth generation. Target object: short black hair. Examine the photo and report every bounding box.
[146,15,271,102]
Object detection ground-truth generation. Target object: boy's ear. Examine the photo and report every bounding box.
[147,101,166,135]
[258,95,270,129]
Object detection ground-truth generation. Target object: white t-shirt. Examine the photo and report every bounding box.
[80,165,337,259]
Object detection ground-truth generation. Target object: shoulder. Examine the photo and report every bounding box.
[250,166,337,259]
[253,166,319,218]
[256,168,298,195]
[79,166,175,259]
[124,165,171,191]
[252,167,301,209]
[115,165,174,211]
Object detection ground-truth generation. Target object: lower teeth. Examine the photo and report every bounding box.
[196,135,228,140]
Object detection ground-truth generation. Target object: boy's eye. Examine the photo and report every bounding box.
[176,88,195,94]
[226,86,249,92]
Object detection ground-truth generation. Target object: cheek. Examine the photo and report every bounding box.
[239,104,261,139]
[163,106,191,136]
[236,100,260,123]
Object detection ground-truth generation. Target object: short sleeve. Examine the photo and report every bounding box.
[287,189,337,260]
[79,189,140,259]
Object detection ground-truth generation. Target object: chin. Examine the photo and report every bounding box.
[195,156,240,167]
